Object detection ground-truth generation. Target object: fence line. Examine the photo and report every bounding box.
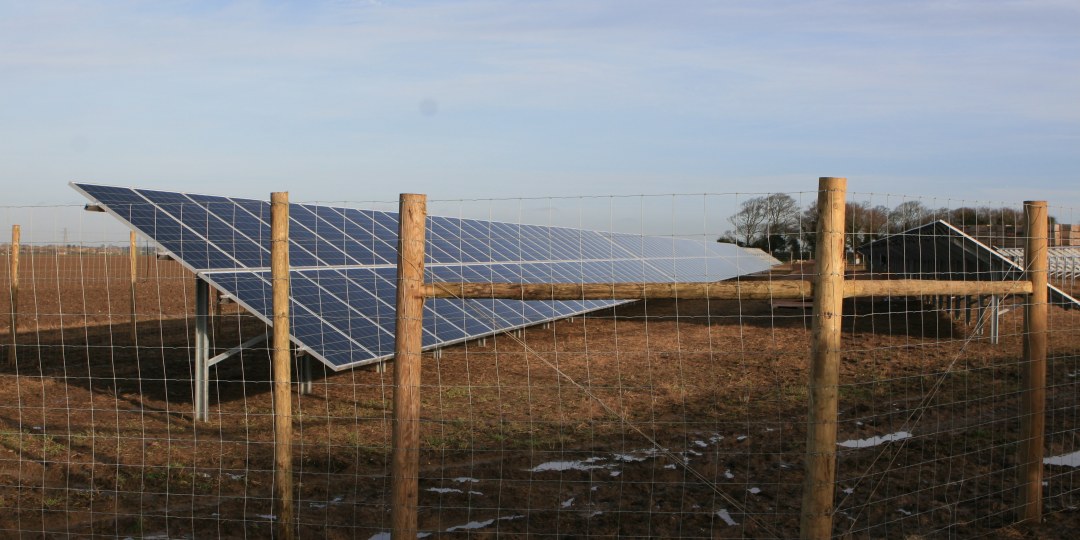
[0,182,1077,538]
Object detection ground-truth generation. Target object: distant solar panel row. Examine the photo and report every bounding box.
[73,183,779,370]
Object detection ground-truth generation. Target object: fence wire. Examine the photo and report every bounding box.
[0,190,1078,538]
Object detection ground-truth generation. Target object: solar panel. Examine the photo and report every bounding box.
[857,220,1080,310]
[72,183,781,370]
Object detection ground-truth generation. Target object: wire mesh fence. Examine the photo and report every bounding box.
[0,183,1078,538]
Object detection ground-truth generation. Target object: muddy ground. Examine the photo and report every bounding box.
[0,255,1078,538]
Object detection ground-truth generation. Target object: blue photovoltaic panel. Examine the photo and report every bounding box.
[72,183,780,370]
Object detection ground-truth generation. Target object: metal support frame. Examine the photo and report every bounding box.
[296,351,313,395]
[971,294,1003,344]
[195,275,277,421]
[194,276,210,421]
[990,295,1000,345]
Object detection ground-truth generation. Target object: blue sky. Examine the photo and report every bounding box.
[1,0,1077,227]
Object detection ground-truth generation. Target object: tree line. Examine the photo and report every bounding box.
[719,194,1033,258]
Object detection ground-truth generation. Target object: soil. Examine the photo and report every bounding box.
[0,254,1078,538]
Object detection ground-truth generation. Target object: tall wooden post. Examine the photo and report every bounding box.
[392,194,427,540]
[1018,200,1048,522]
[8,225,19,367]
[270,192,295,540]
[800,177,847,539]
[130,231,138,343]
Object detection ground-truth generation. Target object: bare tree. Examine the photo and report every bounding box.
[847,202,889,246]
[761,193,799,237]
[888,200,931,231]
[727,196,769,246]
[724,193,801,250]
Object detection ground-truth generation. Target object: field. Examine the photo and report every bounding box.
[1,254,1079,538]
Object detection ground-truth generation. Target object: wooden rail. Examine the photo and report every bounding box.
[423,278,1033,301]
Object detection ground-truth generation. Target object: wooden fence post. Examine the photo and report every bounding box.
[800,177,847,539]
[271,192,295,540]
[130,231,138,343]
[1018,200,1048,522]
[392,194,427,540]
[8,225,19,367]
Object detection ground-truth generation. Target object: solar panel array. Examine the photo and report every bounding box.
[857,220,1080,310]
[73,183,779,370]
[997,246,1080,280]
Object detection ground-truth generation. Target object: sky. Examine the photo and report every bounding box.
[1,0,1078,241]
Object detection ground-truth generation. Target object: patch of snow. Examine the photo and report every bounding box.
[693,440,708,448]
[747,487,761,495]
[687,449,703,457]
[226,473,244,480]
[257,514,276,520]
[842,487,854,495]
[454,477,480,483]
[331,495,345,504]
[855,421,864,427]
[445,514,524,533]
[1045,451,1080,467]
[561,497,575,508]
[709,434,724,443]
[446,519,494,532]
[736,435,748,441]
[309,503,326,509]
[838,431,912,449]
[589,511,603,517]
[716,509,738,526]
[529,460,606,472]
[609,470,621,477]
[612,453,648,463]
[898,509,912,516]
[724,469,735,480]
[664,464,677,470]
[428,487,463,494]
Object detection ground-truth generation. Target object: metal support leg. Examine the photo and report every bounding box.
[977,295,987,336]
[194,277,210,422]
[296,351,313,395]
[990,295,1000,345]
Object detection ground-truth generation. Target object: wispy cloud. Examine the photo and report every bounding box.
[0,0,1076,208]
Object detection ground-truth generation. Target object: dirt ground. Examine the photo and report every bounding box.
[0,255,1079,538]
